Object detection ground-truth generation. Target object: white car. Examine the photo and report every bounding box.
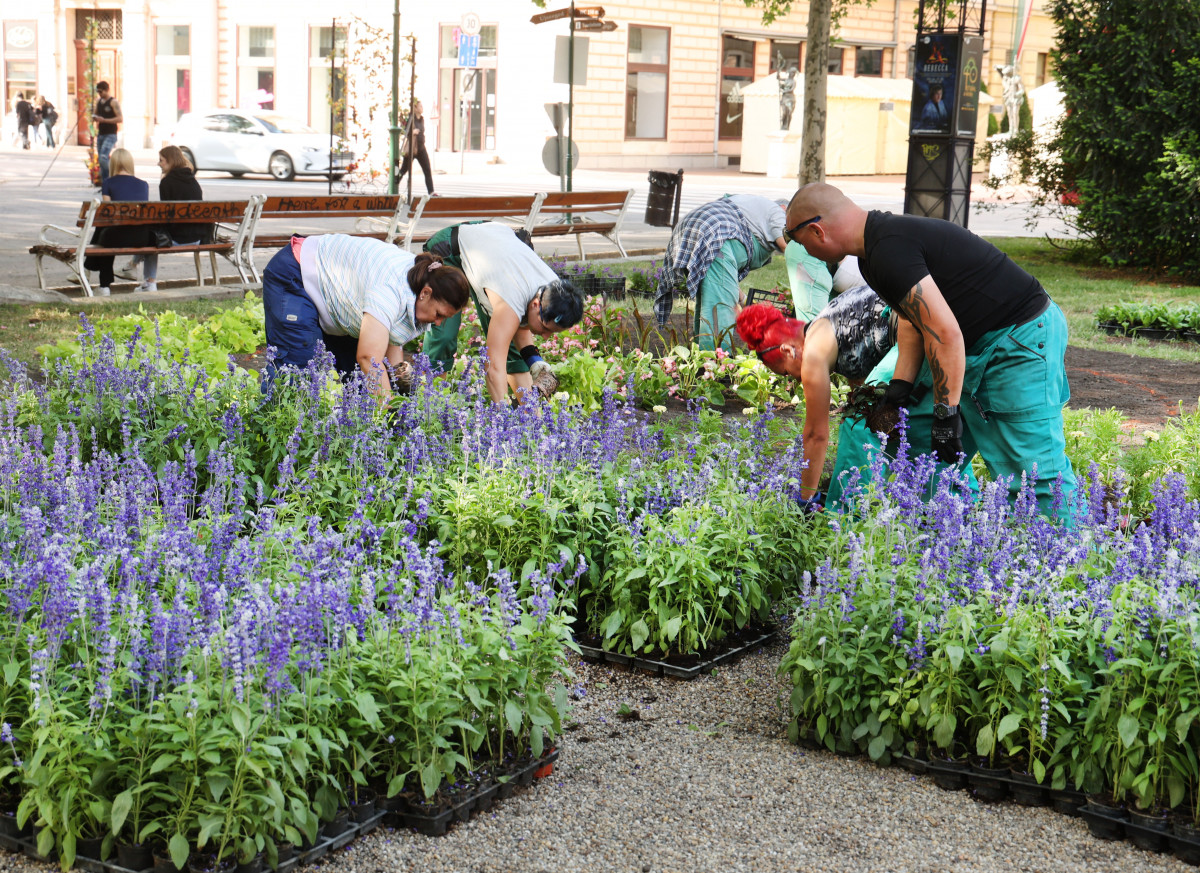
[168,109,353,181]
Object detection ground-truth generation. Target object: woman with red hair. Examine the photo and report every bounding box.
[737,288,921,510]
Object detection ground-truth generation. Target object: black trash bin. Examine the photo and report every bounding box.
[645,168,684,228]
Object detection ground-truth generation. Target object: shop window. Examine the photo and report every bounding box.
[239,27,275,109]
[75,10,122,40]
[855,47,883,77]
[155,25,190,123]
[828,48,844,75]
[5,60,36,109]
[309,26,348,135]
[719,34,753,140]
[1036,52,1050,87]
[626,25,669,140]
[769,40,801,73]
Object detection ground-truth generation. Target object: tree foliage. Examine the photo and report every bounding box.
[1051,0,1200,277]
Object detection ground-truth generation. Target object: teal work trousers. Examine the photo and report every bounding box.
[830,303,1075,523]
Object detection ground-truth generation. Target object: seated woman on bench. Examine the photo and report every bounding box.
[117,145,207,293]
[83,148,151,296]
[421,221,584,404]
[261,234,470,401]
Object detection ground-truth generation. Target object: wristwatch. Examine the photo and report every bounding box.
[933,402,959,420]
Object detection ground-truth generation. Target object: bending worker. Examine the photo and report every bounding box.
[784,182,1075,521]
[738,271,922,511]
[654,194,787,351]
[420,221,584,403]
[262,234,469,400]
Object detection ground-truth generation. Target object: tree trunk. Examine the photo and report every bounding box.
[799,0,832,185]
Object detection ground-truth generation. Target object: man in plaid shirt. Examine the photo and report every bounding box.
[654,194,788,350]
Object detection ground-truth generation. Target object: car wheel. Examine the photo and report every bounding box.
[180,147,197,170]
[268,152,295,182]
[230,171,245,178]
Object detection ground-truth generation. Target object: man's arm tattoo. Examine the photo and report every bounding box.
[898,280,949,400]
[894,280,943,344]
[927,349,950,401]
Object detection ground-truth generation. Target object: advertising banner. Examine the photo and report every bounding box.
[910,32,958,135]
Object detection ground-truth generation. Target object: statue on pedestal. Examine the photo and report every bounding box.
[996,64,1025,134]
[777,52,799,132]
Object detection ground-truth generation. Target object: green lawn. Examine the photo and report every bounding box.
[0,297,250,368]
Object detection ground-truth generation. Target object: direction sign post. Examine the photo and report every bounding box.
[573,19,617,31]
[573,5,605,17]
[530,8,572,24]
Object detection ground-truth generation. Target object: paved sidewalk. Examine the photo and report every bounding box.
[0,142,1074,305]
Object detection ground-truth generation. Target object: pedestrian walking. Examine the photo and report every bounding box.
[14,93,32,150]
[92,81,123,184]
[397,100,435,196]
[39,97,57,149]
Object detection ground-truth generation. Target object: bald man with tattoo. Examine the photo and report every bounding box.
[783,183,1075,523]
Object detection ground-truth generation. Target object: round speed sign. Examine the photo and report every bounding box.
[460,13,482,37]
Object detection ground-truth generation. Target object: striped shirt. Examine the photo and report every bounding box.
[300,235,423,345]
[654,197,757,325]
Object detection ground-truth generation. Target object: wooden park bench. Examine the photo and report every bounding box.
[240,194,402,281]
[30,196,264,297]
[524,189,634,261]
[388,194,542,251]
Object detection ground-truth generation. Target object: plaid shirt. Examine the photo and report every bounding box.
[654,197,756,325]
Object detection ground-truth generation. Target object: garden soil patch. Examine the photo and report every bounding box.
[1064,346,1200,428]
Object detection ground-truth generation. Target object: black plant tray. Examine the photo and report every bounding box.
[386,747,560,837]
[574,627,777,680]
[0,811,388,873]
[925,759,971,791]
[1170,829,1200,866]
[1079,805,1128,842]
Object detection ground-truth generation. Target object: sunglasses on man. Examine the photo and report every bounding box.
[784,214,821,243]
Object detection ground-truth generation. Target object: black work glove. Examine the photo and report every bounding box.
[797,492,825,514]
[931,409,965,464]
[883,378,914,407]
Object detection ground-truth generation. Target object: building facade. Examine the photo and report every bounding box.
[2,0,1056,172]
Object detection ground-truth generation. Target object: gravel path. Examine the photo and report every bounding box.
[1,641,1191,873]
[326,640,1190,873]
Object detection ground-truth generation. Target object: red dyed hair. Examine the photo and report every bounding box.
[735,304,805,368]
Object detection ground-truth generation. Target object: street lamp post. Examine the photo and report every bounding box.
[388,0,401,196]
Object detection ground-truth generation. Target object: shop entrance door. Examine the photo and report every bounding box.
[73,41,120,146]
[439,67,495,152]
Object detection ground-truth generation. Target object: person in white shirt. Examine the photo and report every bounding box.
[422,221,585,404]
[261,234,469,400]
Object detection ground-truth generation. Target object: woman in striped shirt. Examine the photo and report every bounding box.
[262,234,469,399]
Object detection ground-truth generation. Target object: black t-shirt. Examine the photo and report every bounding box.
[95,96,118,135]
[406,115,425,150]
[858,211,1049,351]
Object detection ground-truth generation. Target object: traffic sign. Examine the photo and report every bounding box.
[542,136,580,177]
[574,5,605,17]
[573,19,617,32]
[460,12,481,36]
[530,8,572,24]
[458,33,480,67]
